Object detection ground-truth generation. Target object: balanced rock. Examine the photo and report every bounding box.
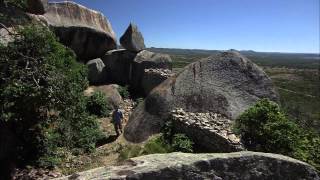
[131,50,172,91]
[43,1,117,61]
[125,51,278,142]
[86,58,106,84]
[56,152,319,180]
[120,23,146,52]
[171,108,244,152]
[84,84,122,108]
[141,68,174,95]
[102,49,137,85]
[27,0,48,14]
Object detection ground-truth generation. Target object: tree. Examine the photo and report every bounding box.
[0,25,103,167]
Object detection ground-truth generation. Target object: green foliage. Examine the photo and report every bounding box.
[118,135,172,161]
[0,25,103,167]
[143,135,172,154]
[118,145,143,161]
[3,0,27,10]
[161,120,194,153]
[234,99,320,170]
[172,134,194,153]
[118,85,130,99]
[86,91,111,117]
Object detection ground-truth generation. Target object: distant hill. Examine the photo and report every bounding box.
[148,47,320,69]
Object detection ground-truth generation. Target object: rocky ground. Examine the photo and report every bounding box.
[13,98,137,180]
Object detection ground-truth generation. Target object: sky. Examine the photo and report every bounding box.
[50,0,319,53]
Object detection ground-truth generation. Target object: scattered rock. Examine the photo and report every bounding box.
[102,49,137,85]
[27,0,48,15]
[0,27,15,46]
[170,108,244,152]
[120,23,146,52]
[55,152,320,180]
[42,1,117,61]
[84,84,123,108]
[86,58,106,84]
[125,51,279,142]
[141,68,174,95]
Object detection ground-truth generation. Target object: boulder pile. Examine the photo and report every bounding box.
[56,152,319,180]
[171,108,244,152]
[125,51,279,142]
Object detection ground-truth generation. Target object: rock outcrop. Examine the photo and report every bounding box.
[27,0,48,14]
[171,108,244,152]
[120,23,146,52]
[101,49,173,95]
[55,152,319,180]
[125,51,279,142]
[84,84,122,108]
[141,68,174,95]
[131,50,172,92]
[102,49,137,85]
[86,58,106,84]
[42,1,117,61]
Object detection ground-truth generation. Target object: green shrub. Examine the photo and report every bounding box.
[3,0,27,10]
[86,91,111,117]
[172,134,194,153]
[118,145,143,161]
[118,85,130,99]
[118,135,172,161]
[0,25,103,167]
[143,135,172,154]
[234,98,320,170]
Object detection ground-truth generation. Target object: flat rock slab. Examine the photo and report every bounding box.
[125,51,279,142]
[55,151,319,180]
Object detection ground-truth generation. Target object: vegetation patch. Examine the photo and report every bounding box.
[86,91,111,118]
[0,25,104,168]
[233,99,320,170]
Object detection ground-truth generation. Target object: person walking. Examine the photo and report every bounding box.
[112,106,123,136]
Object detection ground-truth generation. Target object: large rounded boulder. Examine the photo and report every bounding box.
[124,51,279,142]
[42,1,117,61]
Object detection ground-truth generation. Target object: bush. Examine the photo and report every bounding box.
[118,135,172,161]
[118,85,129,99]
[172,134,194,153]
[161,120,194,153]
[0,25,103,167]
[3,0,27,10]
[234,99,320,170]
[86,91,111,117]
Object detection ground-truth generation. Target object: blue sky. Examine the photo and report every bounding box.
[51,0,319,53]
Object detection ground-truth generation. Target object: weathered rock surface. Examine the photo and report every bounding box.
[125,51,278,142]
[84,84,122,108]
[120,23,146,52]
[141,68,174,95]
[0,27,14,46]
[171,108,244,152]
[131,50,172,91]
[101,49,173,95]
[102,49,137,85]
[27,0,48,14]
[86,58,106,84]
[55,151,319,180]
[42,1,117,61]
